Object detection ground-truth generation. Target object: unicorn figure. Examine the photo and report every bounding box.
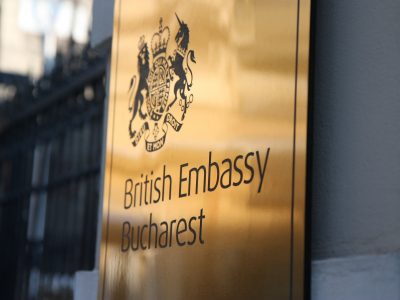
[167,13,196,120]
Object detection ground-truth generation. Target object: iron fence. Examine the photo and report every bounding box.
[0,52,107,300]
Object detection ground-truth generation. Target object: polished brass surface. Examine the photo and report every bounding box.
[99,1,310,299]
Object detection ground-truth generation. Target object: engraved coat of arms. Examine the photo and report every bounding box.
[128,14,196,152]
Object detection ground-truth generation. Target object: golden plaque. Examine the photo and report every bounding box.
[99,0,311,299]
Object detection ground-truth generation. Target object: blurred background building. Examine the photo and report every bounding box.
[0,0,42,78]
[1,0,92,76]
[0,0,106,299]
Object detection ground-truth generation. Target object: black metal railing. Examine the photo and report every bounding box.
[0,51,107,300]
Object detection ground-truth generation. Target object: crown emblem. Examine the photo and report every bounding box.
[151,18,170,58]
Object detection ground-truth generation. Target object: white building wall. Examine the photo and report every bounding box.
[310,1,400,298]
[312,0,400,259]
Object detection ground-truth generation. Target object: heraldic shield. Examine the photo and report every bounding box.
[128,15,196,152]
[147,55,170,121]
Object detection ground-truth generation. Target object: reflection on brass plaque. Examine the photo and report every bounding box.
[99,0,311,299]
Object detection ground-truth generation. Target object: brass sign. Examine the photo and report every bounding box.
[99,1,311,299]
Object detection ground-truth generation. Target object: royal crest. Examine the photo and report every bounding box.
[128,14,196,152]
